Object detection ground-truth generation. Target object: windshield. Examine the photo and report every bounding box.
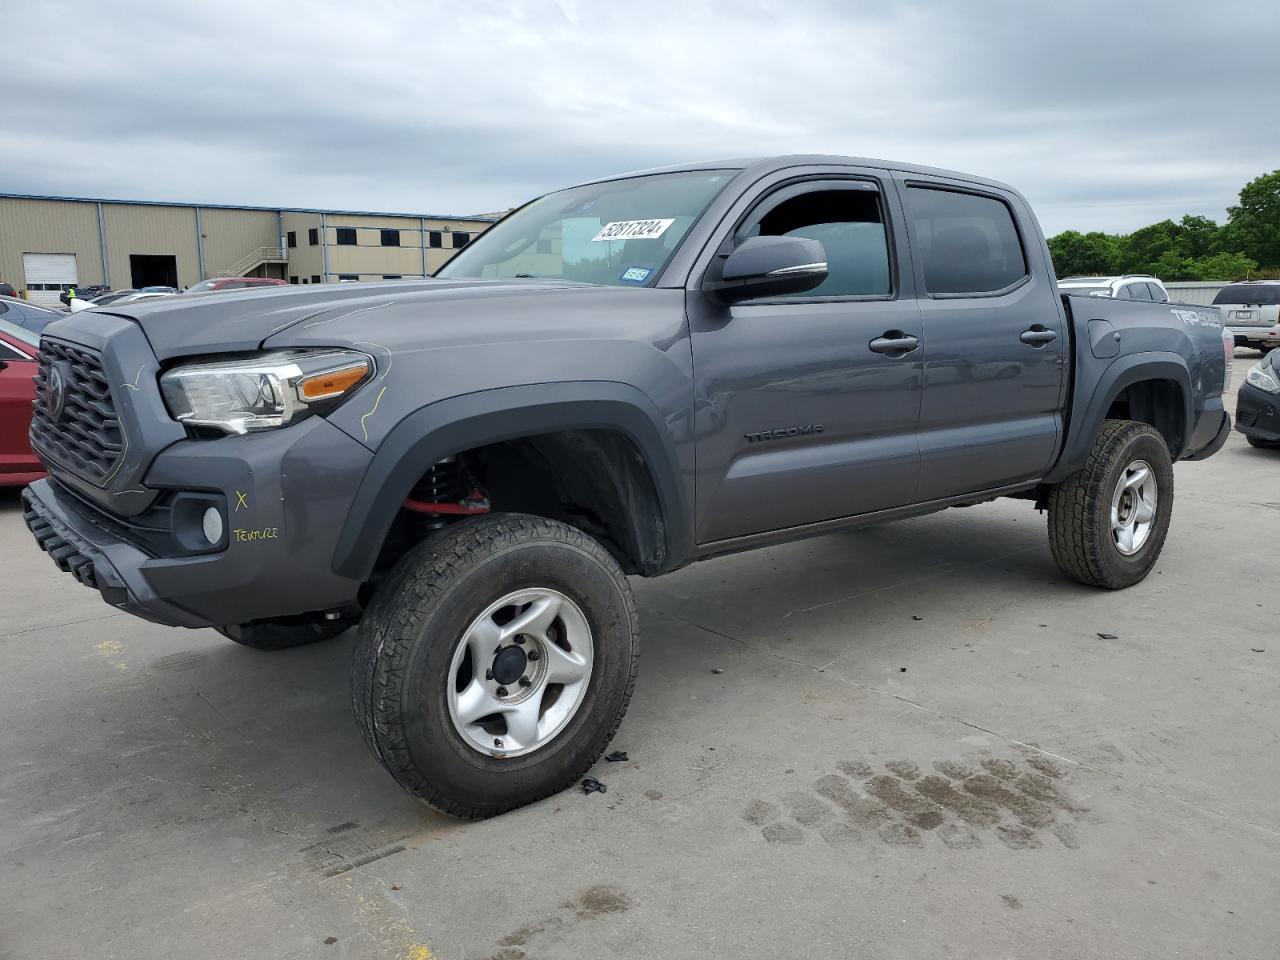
[1213,284,1280,306]
[438,170,736,286]
[186,279,220,293]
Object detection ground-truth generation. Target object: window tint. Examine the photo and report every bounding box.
[1213,284,1280,306]
[907,187,1027,294]
[0,302,8,315]
[428,231,443,248]
[308,228,319,246]
[287,231,297,248]
[0,340,26,360]
[741,186,891,298]
[380,229,400,247]
[1124,283,1151,301]
[1147,283,1167,302]
[335,228,357,246]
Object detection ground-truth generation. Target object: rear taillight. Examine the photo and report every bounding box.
[1222,324,1235,392]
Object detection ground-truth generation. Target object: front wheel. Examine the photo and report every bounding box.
[351,513,639,818]
[1047,420,1174,589]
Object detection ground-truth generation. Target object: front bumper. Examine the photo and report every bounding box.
[23,416,374,629]
[1236,381,1280,443]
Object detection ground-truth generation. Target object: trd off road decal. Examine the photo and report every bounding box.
[1170,307,1221,328]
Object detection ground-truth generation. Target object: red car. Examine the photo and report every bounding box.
[185,277,287,294]
[0,317,42,486]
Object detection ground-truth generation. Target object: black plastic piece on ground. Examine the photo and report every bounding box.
[581,777,607,795]
[604,751,628,762]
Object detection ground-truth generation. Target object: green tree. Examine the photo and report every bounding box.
[1187,251,1258,281]
[1223,170,1280,269]
[1047,230,1121,277]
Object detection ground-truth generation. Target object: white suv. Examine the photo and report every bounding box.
[1058,275,1170,302]
[1213,281,1280,353]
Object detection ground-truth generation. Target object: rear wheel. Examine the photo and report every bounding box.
[352,513,639,818]
[1048,420,1174,589]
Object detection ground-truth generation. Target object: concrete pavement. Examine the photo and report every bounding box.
[2,389,1276,960]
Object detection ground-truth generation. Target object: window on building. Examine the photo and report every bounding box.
[338,274,359,282]
[380,229,401,247]
[287,231,297,248]
[308,228,319,246]
[452,232,470,249]
[536,237,554,255]
[289,275,299,284]
[335,228,357,246]
[739,185,891,298]
[906,186,1028,295]
[428,231,443,248]
[311,275,321,284]
[382,274,402,280]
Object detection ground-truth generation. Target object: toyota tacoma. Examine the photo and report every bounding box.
[22,156,1233,817]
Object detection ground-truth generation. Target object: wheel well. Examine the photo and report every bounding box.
[375,429,667,578]
[1104,379,1185,454]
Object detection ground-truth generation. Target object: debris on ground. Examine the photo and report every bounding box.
[581,777,607,795]
[323,937,338,945]
[605,751,629,762]
[912,615,923,621]
[899,667,907,673]
[1251,648,1265,653]
[391,884,401,891]
[711,667,725,674]
[1097,633,1119,640]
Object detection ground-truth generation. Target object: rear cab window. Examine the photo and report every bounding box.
[905,186,1028,295]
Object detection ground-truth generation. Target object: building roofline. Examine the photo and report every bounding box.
[0,191,498,222]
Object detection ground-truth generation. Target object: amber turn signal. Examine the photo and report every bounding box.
[298,362,371,401]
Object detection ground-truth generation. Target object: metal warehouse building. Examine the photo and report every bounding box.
[0,193,497,307]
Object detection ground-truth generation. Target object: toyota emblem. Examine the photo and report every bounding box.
[44,363,68,421]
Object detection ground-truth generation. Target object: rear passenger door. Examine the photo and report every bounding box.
[899,178,1068,500]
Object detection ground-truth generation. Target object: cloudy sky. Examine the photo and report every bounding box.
[7,0,1278,235]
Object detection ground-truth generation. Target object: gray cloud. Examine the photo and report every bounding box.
[5,0,1277,233]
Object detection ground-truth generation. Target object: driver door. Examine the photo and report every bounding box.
[687,174,924,544]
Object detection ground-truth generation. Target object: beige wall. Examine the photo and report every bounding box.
[102,203,200,290]
[0,197,494,294]
[199,207,279,278]
[0,197,104,292]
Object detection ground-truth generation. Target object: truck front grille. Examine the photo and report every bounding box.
[30,339,125,486]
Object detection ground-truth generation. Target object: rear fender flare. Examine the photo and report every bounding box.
[1046,353,1192,483]
[331,382,689,580]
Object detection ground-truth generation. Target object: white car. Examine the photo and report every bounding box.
[1213,281,1280,353]
[1058,275,1170,302]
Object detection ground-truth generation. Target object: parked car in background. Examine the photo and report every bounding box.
[184,277,288,294]
[139,286,179,295]
[0,317,43,486]
[59,284,110,306]
[88,289,138,307]
[0,282,16,299]
[1236,348,1280,448]
[1214,281,1280,352]
[0,296,62,334]
[1057,275,1170,302]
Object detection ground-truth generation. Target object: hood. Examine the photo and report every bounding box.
[94,278,610,361]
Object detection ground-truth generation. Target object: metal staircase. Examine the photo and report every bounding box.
[218,246,288,277]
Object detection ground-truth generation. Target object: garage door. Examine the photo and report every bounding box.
[23,253,78,308]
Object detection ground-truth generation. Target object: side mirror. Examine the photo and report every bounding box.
[703,235,827,304]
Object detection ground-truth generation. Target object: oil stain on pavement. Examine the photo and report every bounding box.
[745,754,1089,850]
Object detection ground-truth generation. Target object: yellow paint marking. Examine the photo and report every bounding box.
[406,946,432,960]
[94,639,128,671]
[360,385,387,442]
[234,490,248,511]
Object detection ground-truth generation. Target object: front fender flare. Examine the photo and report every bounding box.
[331,381,690,580]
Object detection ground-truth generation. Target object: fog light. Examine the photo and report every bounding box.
[202,507,224,545]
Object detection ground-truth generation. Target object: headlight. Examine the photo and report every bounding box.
[1245,362,1280,394]
[160,349,373,434]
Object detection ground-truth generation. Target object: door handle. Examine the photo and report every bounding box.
[868,332,920,355]
[1020,325,1057,346]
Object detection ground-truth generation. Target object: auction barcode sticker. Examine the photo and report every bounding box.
[591,219,674,242]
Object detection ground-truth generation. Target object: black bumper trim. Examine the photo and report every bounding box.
[1183,409,1232,461]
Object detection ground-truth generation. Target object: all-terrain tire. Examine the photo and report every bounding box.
[1047,420,1174,589]
[216,617,352,650]
[351,512,639,819]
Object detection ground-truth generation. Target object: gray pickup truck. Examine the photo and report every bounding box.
[22,156,1232,817]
